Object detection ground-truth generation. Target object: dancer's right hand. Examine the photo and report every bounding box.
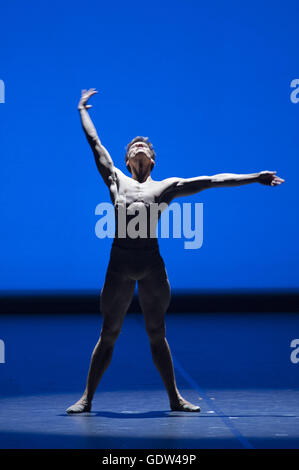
[78,88,98,110]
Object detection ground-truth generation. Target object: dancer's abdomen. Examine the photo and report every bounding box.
[113,201,160,249]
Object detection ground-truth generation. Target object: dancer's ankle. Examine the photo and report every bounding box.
[82,393,92,404]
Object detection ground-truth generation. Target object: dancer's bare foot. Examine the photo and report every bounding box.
[66,396,91,414]
[170,397,201,412]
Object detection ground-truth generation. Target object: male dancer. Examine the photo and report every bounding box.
[66,88,284,413]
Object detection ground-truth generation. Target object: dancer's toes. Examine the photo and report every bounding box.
[66,397,91,414]
[170,398,201,412]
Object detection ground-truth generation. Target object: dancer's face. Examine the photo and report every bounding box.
[127,142,152,160]
[127,143,155,174]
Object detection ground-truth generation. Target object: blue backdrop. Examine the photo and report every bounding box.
[0,0,298,292]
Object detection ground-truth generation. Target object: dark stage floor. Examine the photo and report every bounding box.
[0,312,298,449]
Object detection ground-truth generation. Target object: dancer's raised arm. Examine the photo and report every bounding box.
[78,89,116,187]
[160,171,285,202]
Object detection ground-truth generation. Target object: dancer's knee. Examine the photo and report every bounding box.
[146,323,166,344]
[100,325,122,345]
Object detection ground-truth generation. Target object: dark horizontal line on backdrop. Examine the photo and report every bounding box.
[0,290,298,314]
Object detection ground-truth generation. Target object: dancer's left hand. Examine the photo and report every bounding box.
[258,171,285,186]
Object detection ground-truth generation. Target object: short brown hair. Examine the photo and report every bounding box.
[125,136,156,172]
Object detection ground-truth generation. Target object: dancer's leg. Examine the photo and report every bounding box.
[66,269,135,413]
[138,262,200,412]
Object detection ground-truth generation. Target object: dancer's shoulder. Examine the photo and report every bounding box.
[114,167,129,180]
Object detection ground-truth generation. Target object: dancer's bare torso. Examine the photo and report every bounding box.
[111,168,173,206]
[109,168,179,247]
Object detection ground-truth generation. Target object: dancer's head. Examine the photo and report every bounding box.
[125,136,156,176]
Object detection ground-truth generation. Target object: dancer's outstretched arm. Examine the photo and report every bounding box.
[161,171,285,201]
[78,88,116,187]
